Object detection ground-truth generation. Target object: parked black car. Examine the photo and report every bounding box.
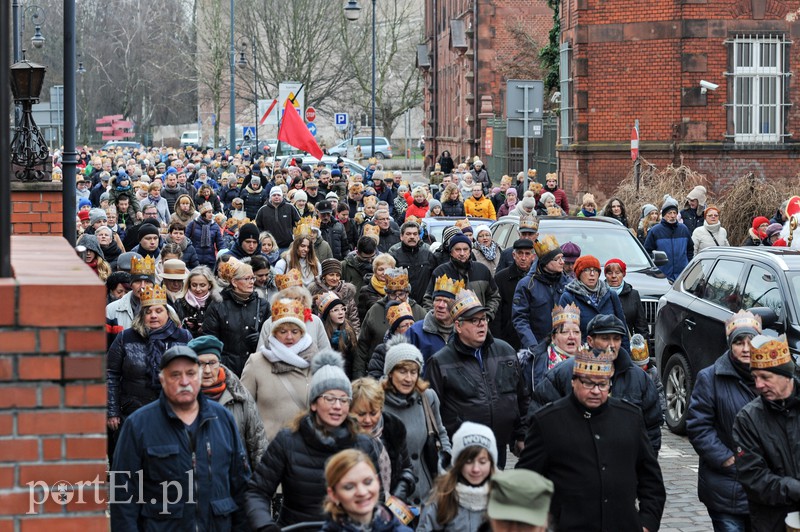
[655,246,800,434]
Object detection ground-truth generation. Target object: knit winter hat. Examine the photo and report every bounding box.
[451,421,498,466]
[293,190,308,202]
[428,199,442,212]
[604,258,626,276]
[766,223,783,238]
[442,226,463,247]
[560,242,581,264]
[89,208,107,226]
[474,224,492,238]
[187,335,224,358]
[448,233,472,249]
[725,310,762,346]
[573,255,601,279]
[250,176,261,187]
[199,202,214,215]
[270,186,284,198]
[752,216,770,237]
[540,192,555,206]
[321,258,342,278]
[661,195,679,216]
[641,204,657,219]
[238,223,260,245]
[750,334,795,378]
[519,197,537,213]
[138,222,160,241]
[384,334,424,376]
[309,350,352,402]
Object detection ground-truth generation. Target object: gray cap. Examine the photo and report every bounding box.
[116,252,142,272]
[89,208,107,226]
[159,345,199,369]
[487,469,554,526]
[309,350,352,402]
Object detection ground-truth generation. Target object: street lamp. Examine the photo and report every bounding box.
[9,58,50,181]
[236,37,260,154]
[228,0,236,156]
[344,0,376,160]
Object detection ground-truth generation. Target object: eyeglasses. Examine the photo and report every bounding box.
[706,213,719,218]
[461,316,488,326]
[583,268,601,275]
[237,276,256,283]
[388,290,408,299]
[320,394,351,406]
[200,361,220,369]
[576,378,611,391]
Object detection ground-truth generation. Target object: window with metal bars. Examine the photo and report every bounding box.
[726,35,790,143]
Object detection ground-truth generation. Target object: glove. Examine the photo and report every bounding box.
[438,450,452,473]
[391,479,412,503]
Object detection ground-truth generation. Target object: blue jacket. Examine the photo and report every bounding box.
[686,352,756,515]
[511,268,568,350]
[406,311,451,366]
[111,392,251,531]
[519,339,550,392]
[530,348,663,452]
[186,217,223,268]
[644,219,694,281]
[559,280,630,354]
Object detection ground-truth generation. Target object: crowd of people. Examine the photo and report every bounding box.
[71,142,799,531]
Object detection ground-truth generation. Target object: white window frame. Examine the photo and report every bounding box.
[731,35,785,143]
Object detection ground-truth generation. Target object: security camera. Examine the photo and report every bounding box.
[700,80,718,94]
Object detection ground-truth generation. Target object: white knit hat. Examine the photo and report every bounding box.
[451,422,498,466]
[309,350,352,402]
[384,335,424,376]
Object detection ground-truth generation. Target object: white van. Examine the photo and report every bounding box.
[180,130,200,148]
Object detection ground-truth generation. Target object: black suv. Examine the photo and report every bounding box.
[655,246,800,434]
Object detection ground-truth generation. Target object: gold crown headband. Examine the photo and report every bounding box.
[140,284,168,307]
[551,303,580,328]
[130,255,156,275]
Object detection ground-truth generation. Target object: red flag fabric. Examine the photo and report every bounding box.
[277,99,323,159]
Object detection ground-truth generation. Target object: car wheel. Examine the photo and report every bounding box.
[375,152,385,160]
[663,352,692,435]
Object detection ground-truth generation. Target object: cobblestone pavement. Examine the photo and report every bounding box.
[658,430,712,531]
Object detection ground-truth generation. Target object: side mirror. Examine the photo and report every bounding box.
[749,306,783,334]
[652,250,669,266]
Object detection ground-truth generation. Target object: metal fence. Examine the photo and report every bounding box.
[485,114,557,183]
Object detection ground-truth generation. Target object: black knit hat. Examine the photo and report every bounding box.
[138,221,160,241]
[238,223,260,245]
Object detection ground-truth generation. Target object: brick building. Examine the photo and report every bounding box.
[558,0,800,202]
[420,0,553,166]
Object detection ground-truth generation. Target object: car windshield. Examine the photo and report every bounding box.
[539,221,653,271]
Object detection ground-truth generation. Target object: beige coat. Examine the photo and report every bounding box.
[240,343,317,440]
[256,314,331,352]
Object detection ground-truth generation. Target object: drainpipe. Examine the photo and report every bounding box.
[473,0,479,157]
[432,0,438,164]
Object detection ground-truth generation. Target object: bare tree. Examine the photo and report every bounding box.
[196,0,231,146]
[340,0,423,141]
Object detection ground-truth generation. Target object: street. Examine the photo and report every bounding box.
[659,430,712,531]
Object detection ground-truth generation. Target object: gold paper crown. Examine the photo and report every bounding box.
[363,195,378,207]
[450,289,484,320]
[528,169,537,178]
[545,172,557,180]
[534,234,561,259]
[272,298,306,323]
[751,335,792,370]
[433,274,466,298]
[574,345,615,378]
[217,257,242,283]
[551,303,580,328]
[630,334,650,363]
[140,284,168,307]
[292,222,313,238]
[385,268,410,291]
[725,310,762,338]
[315,291,342,315]
[130,255,156,276]
[454,218,471,230]
[275,268,303,290]
[363,224,380,241]
[519,214,540,232]
[547,206,563,216]
[386,301,414,325]
[405,215,421,225]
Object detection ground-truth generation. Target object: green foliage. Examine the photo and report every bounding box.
[539,0,560,92]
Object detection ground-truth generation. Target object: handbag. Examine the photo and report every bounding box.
[420,392,442,475]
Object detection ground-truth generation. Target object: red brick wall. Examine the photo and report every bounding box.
[558,0,800,199]
[0,236,107,529]
[11,183,64,236]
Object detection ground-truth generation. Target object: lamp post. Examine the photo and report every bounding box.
[12,4,46,63]
[229,0,236,157]
[237,37,259,154]
[10,58,50,182]
[344,0,376,160]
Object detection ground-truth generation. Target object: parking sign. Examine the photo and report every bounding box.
[334,113,348,130]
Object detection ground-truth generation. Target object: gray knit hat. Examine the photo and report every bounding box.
[451,421,498,466]
[384,334,424,376]
[641,203,657,219]
[309,350,352,402]
[89,208,107,226]
[661,195,679,215]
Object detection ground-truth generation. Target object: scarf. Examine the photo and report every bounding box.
[371,416,393,496]
[477,241,498,261]
[608,283,624,295]
[455,482,490,512]
[185,289,210,309]
[145,320,179,389]
[86,259,99,273]
[198,218,212,248]
[580,208,596,217]
[413,198,429,208]
[201,366,227,400]
[547,344,572,371]
[265,249,280,266]
[371,274,386,296]
[260,333,313,368]
[534,264,563,285]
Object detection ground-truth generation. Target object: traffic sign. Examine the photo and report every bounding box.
[305,107,316,122]
[243,126,256,140]
[334,113,348,130]
[631,124,639,161]
[307,122,317,136]
[259,99,278,125]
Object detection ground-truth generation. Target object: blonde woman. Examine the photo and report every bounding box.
[441,183,465,217]
[357,253,396,323]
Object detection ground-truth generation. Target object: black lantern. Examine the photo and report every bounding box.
[10,59,50,182]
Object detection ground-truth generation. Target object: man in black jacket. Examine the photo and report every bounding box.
[254,187,300,252]
[427,289,529,468]
[516,344,666,531]
[390,220,435,305]
[492,238,536,351]
[317,200,348,260]
[733,334,800,532]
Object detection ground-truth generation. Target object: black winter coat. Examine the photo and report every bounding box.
[517,394,666,532]
[380,412,416,498]
[680,206,705,233]
[254,200,300,249]
[531,348,664,452]
[618,282,649,338]
[733,382,800,532]
[686,352,755,516]
[491,263,529,351]
[240,186,268,220]
[320,219,349,260]
[219,185,242,213]
[245,415,380,529]
[202,289,270,377]
[106,326,193,418]
[441,199,465,217]
[390,242,435,305]
[427,333,530,459]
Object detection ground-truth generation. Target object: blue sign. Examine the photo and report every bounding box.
[242,126,256,140]
[211,113,216,126]
[307,122,317,136]
[334,113,348,127]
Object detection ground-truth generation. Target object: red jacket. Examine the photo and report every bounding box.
[404,191,430,219]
